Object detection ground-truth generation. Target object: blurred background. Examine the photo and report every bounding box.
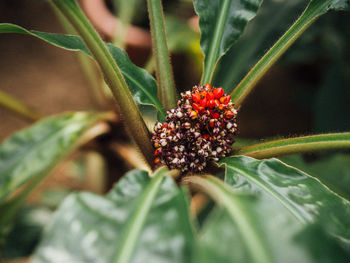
[0,0,349,261]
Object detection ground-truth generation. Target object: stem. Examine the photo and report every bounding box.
[0,89,41,121]
[146,0,177,110]
[233,133,350,159]
[230,4,320,106]
[50,3,108,108]
[201,0,231,85]
[52,0,154,167]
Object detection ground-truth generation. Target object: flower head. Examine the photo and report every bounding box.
[152,84,238,172]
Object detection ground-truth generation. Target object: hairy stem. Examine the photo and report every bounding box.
[230,3,320,106]
[52,0,154,167]
[233,133,350,159]
[146,0,177,110]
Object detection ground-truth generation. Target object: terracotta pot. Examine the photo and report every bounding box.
[80,0,152,49]
[80,0,199,48]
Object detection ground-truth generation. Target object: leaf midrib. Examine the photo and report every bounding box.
[113,168,166,263]
[0,117,89,198]
[193,176,271,263]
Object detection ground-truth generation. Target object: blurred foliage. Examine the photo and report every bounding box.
[214,0,350,133]
[2,206,53,259]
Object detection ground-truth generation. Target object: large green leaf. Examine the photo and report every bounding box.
[280,154,350,201]
[219,156,350,240]
[0,112,102,246]
[194,187,350,263]
[214,0,306,93]
[194,0,263,83]
[2,205,53,259]
[230,0,350,105]
[0,23,166,120]
[0,112,100,201]
[32,168,195,263]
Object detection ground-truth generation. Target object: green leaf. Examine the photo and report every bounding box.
[2,205,53,259]
[0,23,166,120]
[194,0,263,84]
[280,154,350,201]
[32,168,195,263]
[195,193,350,263]
[186,175,272,263]
[230,0,350,106]
[147,0,177,110]
[219,156,350,240]
[214,0,306,93]
[0,112,100,201]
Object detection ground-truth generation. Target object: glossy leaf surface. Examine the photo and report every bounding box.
[0,112,99,201]
[194,0,263,83]
[195,193,350,263]
[219,156,350,240]
[280,154,350,201]
[214,0,306,93]
[0,23,166,120]
[32,168,195,263]
[230,0,350,105]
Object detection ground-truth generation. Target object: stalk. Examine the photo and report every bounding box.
[233,133,350,159]
[146,0,177,110]
[50,3,108,108]
[52,0,154,167]
[230,3,322,106]
[0,89,41,121]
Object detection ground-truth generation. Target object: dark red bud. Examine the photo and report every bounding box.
[220,95,231,104]
[206,92,214,100]
[213,88,224,99]
[225,110,234,118]
[207,100,215,108]
[214,99,220,108]
[192,103,200,111]
[211,112,220,119]
[209,119,215,127]
[203,134,210,140]
[204,83,211,90]
[200,98,207,107]
[192,92,201,102]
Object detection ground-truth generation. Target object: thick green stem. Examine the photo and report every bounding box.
[0,89,41,121]
[201,0,231,85]
[230,4,320,106]
[233,133,350,159]
[146,0,177,110]
[52,0,154,167]
[50,3,108,108]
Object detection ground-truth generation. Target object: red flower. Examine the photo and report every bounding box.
[152,84,238,172]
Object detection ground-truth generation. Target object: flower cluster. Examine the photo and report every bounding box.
[152,84,238,173]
